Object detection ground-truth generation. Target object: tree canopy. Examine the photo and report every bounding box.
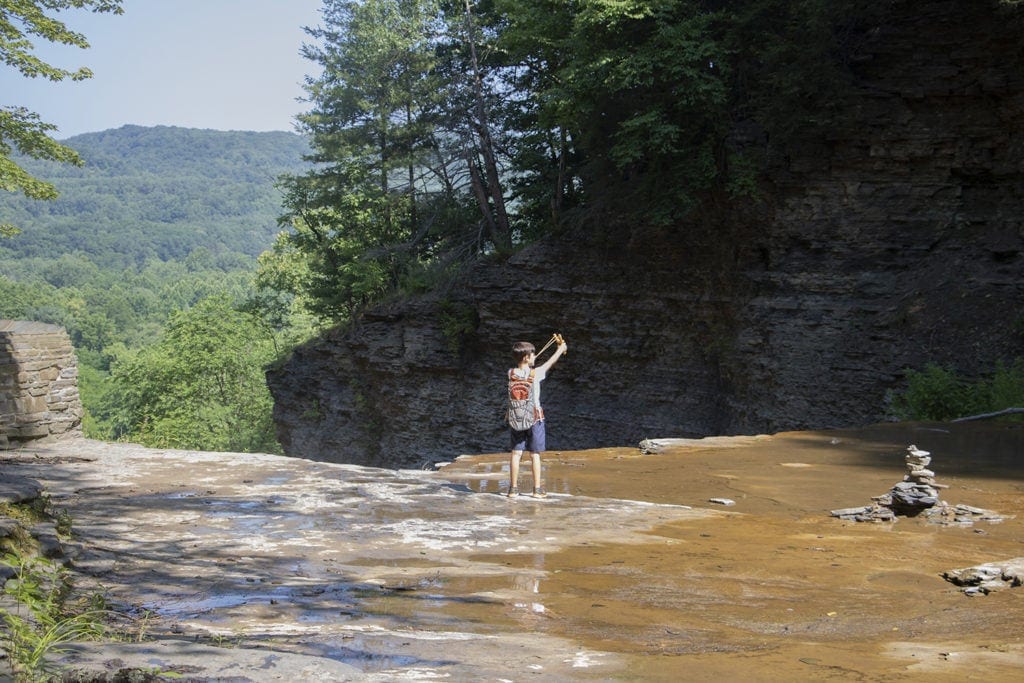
[0,0,123,235]
[97,295,282,452]
[269,0,925,326]
[270,0,511,321]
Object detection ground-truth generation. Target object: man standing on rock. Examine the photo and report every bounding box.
[506,336,567,498]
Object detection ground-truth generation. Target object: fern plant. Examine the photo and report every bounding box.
[0,554,107,681]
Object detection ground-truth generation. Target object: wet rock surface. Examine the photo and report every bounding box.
[3,437,711,681]
[1,421,1023,681]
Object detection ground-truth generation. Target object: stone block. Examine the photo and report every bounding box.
[7,423,50,439]
[906,468,935,478]
[0,474,44,504]
[18,360,53,373]
[15,395,48,414]
[38,366,60,382]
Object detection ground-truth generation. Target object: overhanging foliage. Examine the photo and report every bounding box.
[0,0,124,235]
[273,0,932,324]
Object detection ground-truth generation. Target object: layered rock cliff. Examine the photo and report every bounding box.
[268,1,1024,468]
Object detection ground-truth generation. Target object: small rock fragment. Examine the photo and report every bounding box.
[942,558,1024,595]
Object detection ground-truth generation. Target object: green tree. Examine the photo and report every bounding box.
[434,0,514,251]
[0,274,60,318]
[100,296,281,453]
[491,0,736,230]
[0,0,124,235]
[272,0,523,323]
[278,0,450,321]
[490,0,901,231]
[486,0,577,235]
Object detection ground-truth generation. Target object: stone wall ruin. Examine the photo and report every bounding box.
[0,320,83,448]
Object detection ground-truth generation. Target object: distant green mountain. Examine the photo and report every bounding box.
[0,125,310,270]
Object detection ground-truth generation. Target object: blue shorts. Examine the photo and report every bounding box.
[510,419,546,453]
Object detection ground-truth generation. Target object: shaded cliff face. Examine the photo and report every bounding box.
[268,1,1024,468]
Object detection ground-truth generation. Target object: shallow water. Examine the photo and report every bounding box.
[439,421,1024,681]
[10,421,1024,681]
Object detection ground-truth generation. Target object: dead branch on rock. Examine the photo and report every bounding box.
[951,407,1024,423]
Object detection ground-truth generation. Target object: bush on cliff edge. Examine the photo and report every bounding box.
[890,360,1024,421]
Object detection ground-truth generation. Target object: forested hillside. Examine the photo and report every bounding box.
[0,126,311,453]
[0,125,309,269]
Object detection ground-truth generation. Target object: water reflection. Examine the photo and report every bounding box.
[512,554,546,614]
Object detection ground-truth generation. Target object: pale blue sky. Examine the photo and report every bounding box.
[1,0,323,138]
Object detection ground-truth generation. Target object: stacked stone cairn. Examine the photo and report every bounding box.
[887,444,941,515]
[831,445,1004,525]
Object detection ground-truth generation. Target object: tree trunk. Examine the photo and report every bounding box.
[467,154,499,241]
[462,0,512,253]
[406,101,417,229]
[551,126,568,224]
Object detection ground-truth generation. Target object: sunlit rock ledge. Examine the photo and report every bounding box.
[2,437,715,681]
